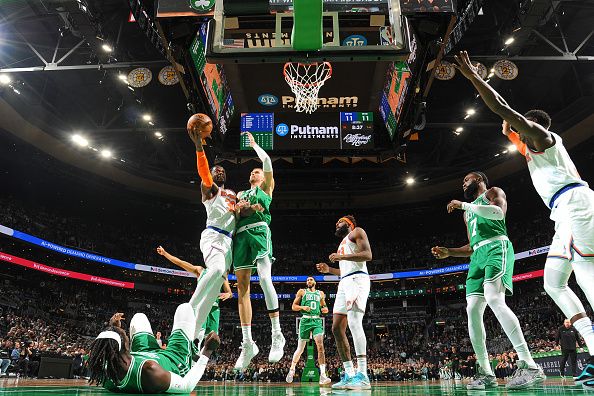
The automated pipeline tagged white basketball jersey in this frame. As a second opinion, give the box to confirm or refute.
[525,132,586,208]
[203,188,236,233]
[337,232,368,277]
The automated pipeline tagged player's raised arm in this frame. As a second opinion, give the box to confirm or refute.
[156,246,202,276]
[188,123,219,201]
[244,132,275,196]
[453,51,553,151]
[431,244,473,259]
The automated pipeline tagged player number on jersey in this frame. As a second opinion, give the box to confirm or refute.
[469,217,478,237]
[309,301,317,311]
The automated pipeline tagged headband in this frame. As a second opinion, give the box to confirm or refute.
[337,217,355,230]
[96,331,122,351]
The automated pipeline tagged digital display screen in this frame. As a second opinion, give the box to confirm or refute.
[189,24,235,135]
[239,112,374,151]
[379,61,411,140]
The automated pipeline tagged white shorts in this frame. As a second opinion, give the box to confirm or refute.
[333,273,370,315]
[200,228,233,271]
[549,186,594,260]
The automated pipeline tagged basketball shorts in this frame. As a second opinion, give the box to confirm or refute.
[549,186,594,261]
[200,228,233,271]
[201,304,220,335]
[233,224,273,272]
[299,317,324,340]
[333,273,370,315]
[131,330,196,376]
[466,239,515,297]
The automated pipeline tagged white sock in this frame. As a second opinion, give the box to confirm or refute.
[290,362,296,371]
[271,316,281,333]
[356,357,367,375]
[343,361,355,376]
[574,317,594,356]
[320,364,326,375]
[241,325,253,343]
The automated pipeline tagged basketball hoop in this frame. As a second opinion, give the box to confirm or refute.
[283,62,332,114]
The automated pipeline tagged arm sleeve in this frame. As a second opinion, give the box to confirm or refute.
[166,355,208,393]
[252,142,272,172]
[461,202,505,220]
[507,131,527,156]
[196,151,213,188]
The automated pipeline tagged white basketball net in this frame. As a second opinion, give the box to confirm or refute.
[283,62,333,114]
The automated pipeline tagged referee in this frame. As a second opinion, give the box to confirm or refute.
[557,319,584,378]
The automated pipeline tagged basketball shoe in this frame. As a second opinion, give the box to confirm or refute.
[575,356,594,385]
[269,331,285,363]
[506,360,546,390]
[234,341,259,370]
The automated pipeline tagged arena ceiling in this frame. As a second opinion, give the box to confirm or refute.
[1,0,593,206]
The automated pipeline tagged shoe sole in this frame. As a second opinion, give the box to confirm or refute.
[346,384,371,390]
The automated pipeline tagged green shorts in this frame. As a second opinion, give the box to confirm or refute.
[466,239,515,297]
[233,224,273,272]
[201,305,220,334]
[131,330,197,375]
[299,318,324,340]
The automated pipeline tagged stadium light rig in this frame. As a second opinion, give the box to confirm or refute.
[406,177,415,185]
[100,149,112,159]
[0,74,11,85]
[71,134,89,147]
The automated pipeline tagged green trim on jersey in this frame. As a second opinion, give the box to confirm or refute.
[236,187,272,228]
[465,192,508,247]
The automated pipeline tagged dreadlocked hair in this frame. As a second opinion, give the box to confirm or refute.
[88,326,126,387]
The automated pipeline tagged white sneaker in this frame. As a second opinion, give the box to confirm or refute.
[286,369,295,383]
[319,373,331,385]
[269,332,285,363]
[234,341,259,370]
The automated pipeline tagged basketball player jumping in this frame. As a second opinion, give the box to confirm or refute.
[155,246,233,348]
[185,127,236,344]
[432,171,545,390]
[286,276,331,385]
[454,50,594,391]
[316,215,372,390]
[88,307,218,393]
[233,131,285,370]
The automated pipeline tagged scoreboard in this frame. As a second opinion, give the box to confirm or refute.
[240,112,374,151]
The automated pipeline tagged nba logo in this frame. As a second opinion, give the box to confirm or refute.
[276,123,289,136]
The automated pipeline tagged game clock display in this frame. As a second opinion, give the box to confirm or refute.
[240,112,374,151]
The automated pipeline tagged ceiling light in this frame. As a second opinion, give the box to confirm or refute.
[466,108,476,116]
[453,131,461,136]
[490,68,495,72]
[142,114,152,121]
[502,150,508,154]
[488,72,495,78]
[118,74,127,82]
[455,127,463,132]
[504,37,515,45]
[0,74,11,85]
[71,134,89,147]
[507,144,517,152]
[127,86,134,91]
[101,149,112,158]
[148,121,154,126]
[494,153,500,157]
[154,131,163,137]
[406,177,415,185]
[102,44,113,52]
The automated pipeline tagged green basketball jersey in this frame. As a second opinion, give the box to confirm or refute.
[465,192,508,247]
[103,351,181,393]
[237,186,272,228]
[301,289,322,317]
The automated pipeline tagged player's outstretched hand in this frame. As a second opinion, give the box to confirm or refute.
[502,120,512,137]
[431,246,450,259]
[447,200,463,213]
[316,262,330,274]
[243,132,256,148]
[156,246,166,256]
[109,312,125,328]
[453,51,479,80]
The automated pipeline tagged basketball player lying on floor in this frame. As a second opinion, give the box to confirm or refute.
[88,306,219,393]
